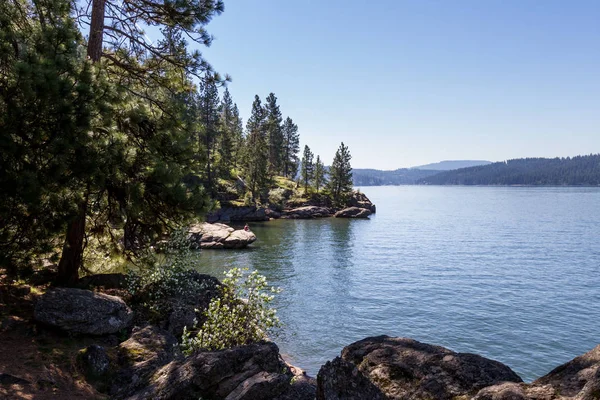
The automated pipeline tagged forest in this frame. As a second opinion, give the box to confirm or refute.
[0,0,354,284]
[418,155,600,185]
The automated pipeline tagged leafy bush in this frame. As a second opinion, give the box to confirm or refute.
[181,268,281,354]
[125,229,207,313]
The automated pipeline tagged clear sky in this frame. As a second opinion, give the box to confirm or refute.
[198,0,600,170]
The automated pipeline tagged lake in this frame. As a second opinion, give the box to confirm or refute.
[195,186,600,381]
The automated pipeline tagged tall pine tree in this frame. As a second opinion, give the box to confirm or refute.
[301,145,314,194]
[265,93,284,175]
[242,96,269,200]
[328,142,353,206]
[314,156,327,193]
[282,117,300,179]
[198,74,221,192]
[218,88,235,177]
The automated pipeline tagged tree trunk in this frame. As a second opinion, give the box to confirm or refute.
[56,201,87,286]
[87,0,106,62]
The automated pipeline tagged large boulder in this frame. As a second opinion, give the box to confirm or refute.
[334,207,372,218]
[34,288,133,335]
[189,222,256,249]
[317,336,522,400]
[347,191,377,213]
[110,325,180,399]
[281,206,333,219]
[474,343,600,400]
[125,341,314,400]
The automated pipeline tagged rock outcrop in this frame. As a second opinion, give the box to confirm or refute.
[189,222,257,249]
[111,325,180,399]
[124,341,315,400]
[472,343,600,399]
[334,206,372,218]
[34,288,133,335]
[347,191,377,213]
[281,206,333,219]
[317,335,522,400]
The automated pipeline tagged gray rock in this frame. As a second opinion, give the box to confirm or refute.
[125,341,295,400]
[347,191,377,213]
[34,288,133,335]
[318,335,522,400]
[111,325,180,398]
[334,207,372,218]
[78,345,110,378]
[533,343,600,399]
[189,222,256,249]
[281,206,333,219]
[317,357,387,400]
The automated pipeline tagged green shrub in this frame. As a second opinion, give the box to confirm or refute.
[125,229,207,313]
[180,268,281,354]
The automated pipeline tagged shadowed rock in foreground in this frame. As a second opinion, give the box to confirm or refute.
[317,336,522,400]
[189,222,257,249]
[34,288,133,335]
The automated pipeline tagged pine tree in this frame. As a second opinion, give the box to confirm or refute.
[198,74,221,192]
[328,142,353,206]
[282,117,300,179]
[242,96,269,200]
[218,88,235,177]
[265,93,284,175]
[314,156,327,193]
[231,103,245,169]
[2,0,224,284]
[301,146,315,194]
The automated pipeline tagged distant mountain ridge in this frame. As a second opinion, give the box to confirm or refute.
[418,154,600,186]
[411,160,492,171]
[352,159,491,186]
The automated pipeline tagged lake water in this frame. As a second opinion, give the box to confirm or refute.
[195,186,600,382]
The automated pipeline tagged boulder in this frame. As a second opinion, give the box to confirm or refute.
[281,206,333,219]
[78,345,110,379]
[334,207,372,218]
[111,325,180,398]
[125,341,306,400]
[34,288,133,335]
[317,357,387,400]
[317,336,522,400]
[347,191,377,213]
[189,222,256,249]
[532,343,600,399]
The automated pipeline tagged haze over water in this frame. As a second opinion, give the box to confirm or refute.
[196,186,600,381]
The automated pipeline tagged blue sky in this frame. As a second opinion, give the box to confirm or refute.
[198,0,600,170]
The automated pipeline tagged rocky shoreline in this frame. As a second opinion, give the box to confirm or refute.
[2,274,597,399]
[206,191,377,223]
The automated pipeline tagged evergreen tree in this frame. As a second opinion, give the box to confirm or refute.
[328,142,353,206]
[242,96,269,200]
[231,103,245,169]
[314,156,327,193]
[198,74,221,192]
[265,93,284,175]
[301,146,314,193]
[218,88,235,176]
[282,117,300,179]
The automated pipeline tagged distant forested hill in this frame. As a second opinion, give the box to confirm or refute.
[412,160,492,170]
[353,168,442,186]
[419,155,600,185]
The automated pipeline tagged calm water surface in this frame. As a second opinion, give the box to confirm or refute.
[195,186,600,381]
